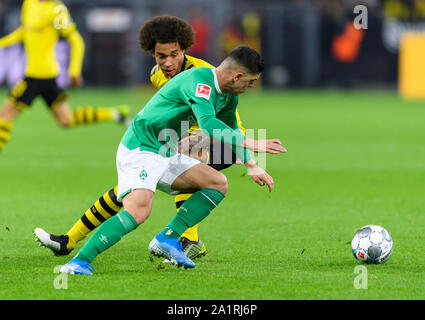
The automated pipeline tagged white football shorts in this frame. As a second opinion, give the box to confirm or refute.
[116,143,201,201]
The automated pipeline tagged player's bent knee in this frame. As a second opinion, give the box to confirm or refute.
[57,118,73,128]
[128,206,151,225]
[212,172,228,195]
[0,101,21,121]
[122,189,154,225]
[52,105,73,128]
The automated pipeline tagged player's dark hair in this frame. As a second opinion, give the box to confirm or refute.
[139,15,195,54]
[228,45,264,74]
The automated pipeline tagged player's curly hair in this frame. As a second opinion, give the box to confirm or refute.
[139,15,195,54]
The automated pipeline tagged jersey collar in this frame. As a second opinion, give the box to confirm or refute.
[211,69,222,94]
[180,55,188,74]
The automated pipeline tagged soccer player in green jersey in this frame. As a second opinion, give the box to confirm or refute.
[59,45,285,274]
[34,16,254,260]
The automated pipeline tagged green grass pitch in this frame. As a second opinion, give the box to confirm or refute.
[0,87,424,300]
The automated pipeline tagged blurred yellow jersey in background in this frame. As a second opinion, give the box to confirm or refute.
[150,54,246,135]
[0,0,84,79]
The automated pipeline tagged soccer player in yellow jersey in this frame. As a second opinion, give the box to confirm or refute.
[34,15,248,259]
[0,0,130,151]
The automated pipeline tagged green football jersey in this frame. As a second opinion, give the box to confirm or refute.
[121,67,251,162]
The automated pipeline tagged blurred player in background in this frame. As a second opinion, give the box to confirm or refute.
[33,15,255,260]
[0,0,130,152]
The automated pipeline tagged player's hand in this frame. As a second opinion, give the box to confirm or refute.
[243,137,287,154]
[178,130,210,154]
[178,131,210,163]
[70,75,84,87]
[245,160,274,192]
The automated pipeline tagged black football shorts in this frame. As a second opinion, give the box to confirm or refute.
[7,77,67,110]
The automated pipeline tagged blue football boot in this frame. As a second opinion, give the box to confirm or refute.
[59,258,95,275]
[148,233,195,269]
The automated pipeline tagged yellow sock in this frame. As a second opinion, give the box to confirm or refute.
[181,224,200,242]
[65,219,91,250]
[65,187,122,250]
[0,118,13,150]
[71,106,116,126]
[94,107,116,122]
[174,193,200,242]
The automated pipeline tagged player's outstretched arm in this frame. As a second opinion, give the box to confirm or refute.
[60,22,85,85]
[177,131,210,163]
[244,159,274,192]
[70,75,84,87]
[0,26,24,48]
[243,137,287,154]
[65,29,85,85]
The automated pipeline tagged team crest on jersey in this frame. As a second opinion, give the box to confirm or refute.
[139,169,148,181]
[195,83,211,100]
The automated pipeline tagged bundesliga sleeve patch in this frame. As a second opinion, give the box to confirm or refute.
[195,83,211,100]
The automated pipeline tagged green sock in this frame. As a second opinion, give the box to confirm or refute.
[75,210,138,263]
[162,188,225,238]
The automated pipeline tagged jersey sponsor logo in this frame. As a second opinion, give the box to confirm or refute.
[195,83,211,100]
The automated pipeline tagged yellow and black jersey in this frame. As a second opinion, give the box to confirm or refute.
[0,0,84,79]
[150,54,214,90]
[149,54,246,135]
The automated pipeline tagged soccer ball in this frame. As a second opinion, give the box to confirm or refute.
[351,225,393,264]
